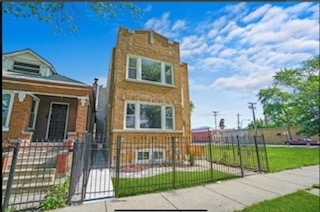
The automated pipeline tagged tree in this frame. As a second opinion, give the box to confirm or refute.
[3,2,143,33]
[247,118,277,130]
[258,55,320,138]
[190,101,195,113]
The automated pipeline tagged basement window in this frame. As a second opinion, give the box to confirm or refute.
[136,148,166,164]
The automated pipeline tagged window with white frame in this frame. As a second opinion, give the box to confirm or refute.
[136,148,166,164]
[2,91,14,130]
[127,56,174,85]
[28,98,39,130]
[125,102,175,130]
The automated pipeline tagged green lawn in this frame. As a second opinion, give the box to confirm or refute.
[205,145,319,173]
[113,170,237,197]
[267,146,320,172]
[113,146,319,197]
[236,190,320,212]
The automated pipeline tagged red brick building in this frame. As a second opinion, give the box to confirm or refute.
[192,127,214,142]
[2,49,96,142]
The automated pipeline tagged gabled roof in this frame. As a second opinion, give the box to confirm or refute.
[3,48,89,86]
[3,48,57,74]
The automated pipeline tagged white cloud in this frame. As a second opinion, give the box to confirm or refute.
[285,2,314,16]
[172,20,186,31]
[180,35,208,58]
[142,2,319,127]
[144,12,171,35]
[218,48,237,58]
[144,12,187,39]
[243,4,272,23]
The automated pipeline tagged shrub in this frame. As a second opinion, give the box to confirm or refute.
[4,204,16,212]
[189,153,195,166]
[39,177,70,211]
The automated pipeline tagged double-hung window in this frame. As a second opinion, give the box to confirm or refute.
[125,102,175,130]
[2,91,14,131]
[127,56,174,85]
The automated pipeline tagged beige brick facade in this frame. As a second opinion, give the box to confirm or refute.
[106,27,191,164]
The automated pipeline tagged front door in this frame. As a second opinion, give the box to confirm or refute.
[47,103,69,140]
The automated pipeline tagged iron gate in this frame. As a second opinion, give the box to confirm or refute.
[68,134,115,205]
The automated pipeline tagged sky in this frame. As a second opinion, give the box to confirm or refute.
[3,2,319,130]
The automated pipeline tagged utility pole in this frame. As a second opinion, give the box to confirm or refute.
[237,113,241,130]
[248,102,258,136]
[212,111,218,135]
[248,102,261,173]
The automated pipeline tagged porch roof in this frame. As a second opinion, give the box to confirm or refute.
[4,70,86,85]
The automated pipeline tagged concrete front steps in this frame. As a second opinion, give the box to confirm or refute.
[2,142,66,197]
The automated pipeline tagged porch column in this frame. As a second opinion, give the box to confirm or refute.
[8,92,33,142]
[75,97,89,140]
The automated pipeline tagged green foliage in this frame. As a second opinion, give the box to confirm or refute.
[247,118,278,129]
[39,178,70,210]
[141,61,162,82]
[4,204,16,212]
[189,153,195,166]
[312,183,320,189]
[190,101,195,113]
[258,55,320,138]
[3,2,143,33]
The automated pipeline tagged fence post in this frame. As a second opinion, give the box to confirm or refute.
[236,136,244,177]
[171,137,176,189]
[253,135,262,173]
[3,140,21,210]
[262,134,269,172]
[208,135,214,182]
[68,141,77,205]
[115,135,121,198]
[231,136,236,164]
[81,141,91,202]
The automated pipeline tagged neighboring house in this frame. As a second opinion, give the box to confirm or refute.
[2,49,96,142]
[105,27,191,164]
[192,127,213,142]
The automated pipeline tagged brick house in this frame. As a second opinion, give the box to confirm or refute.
[2,49,96,143]
[192,127,213,142]
[105,27,192,165]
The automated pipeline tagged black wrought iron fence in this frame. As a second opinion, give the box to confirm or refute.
[2,140,74,212]
[111,135,262,198]
[2,134,269,210]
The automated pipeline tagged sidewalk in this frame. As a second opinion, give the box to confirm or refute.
[51,165,319,212]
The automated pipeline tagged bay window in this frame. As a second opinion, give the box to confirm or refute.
[127,55,174,85]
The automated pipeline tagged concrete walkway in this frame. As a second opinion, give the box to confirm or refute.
[51,165,319,212]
